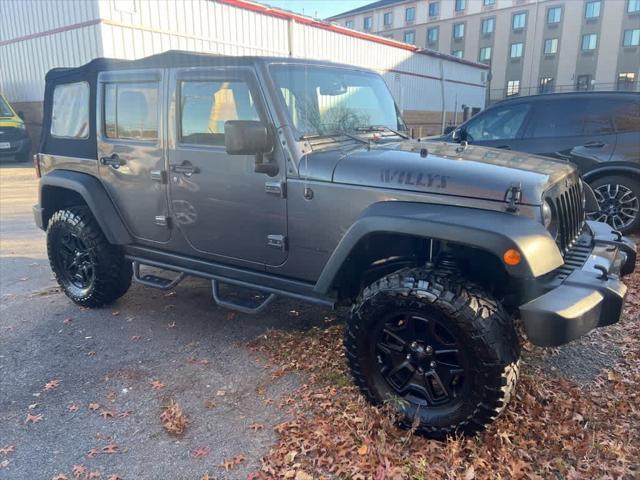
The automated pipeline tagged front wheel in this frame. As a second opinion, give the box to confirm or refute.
[47,206,132,308]
[588,175,640,234]
[345,268,520,439]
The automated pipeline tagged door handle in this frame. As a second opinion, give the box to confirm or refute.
[100,153,124,168]
[583,141,605,148]
[497,145,511,150]
[170,161,200,177]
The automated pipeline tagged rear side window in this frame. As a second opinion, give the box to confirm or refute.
[51,82,90,139]
[179,80,260,146]
[611,101,640,133]
[104,82,158,141]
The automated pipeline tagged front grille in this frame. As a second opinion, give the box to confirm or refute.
[0,127,24,141]
[551,180,585,254]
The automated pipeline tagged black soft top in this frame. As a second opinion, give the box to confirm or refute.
[41,50,355,158]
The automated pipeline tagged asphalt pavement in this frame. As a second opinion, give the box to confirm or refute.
[0,164,329,479]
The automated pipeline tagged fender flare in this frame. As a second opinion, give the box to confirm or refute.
[582,163,640,183]
[39,170,132,244]
[313,201,563,295]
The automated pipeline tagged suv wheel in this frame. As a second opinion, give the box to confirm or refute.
[588,175,640,234]
[345,268,520,439]
[47,206,132,308]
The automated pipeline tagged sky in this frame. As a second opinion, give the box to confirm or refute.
[260,0,372,19]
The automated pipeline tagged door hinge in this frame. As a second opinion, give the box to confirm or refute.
[267,234,287,250]
[265,181,286,198]
[150,169,167,183]
[155,215,170,227]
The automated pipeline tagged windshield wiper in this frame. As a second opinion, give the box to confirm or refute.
[355,125,410,139]
[300,132,370,146]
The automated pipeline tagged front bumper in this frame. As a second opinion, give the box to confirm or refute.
[520,221,636,347]
[0,137,31,158]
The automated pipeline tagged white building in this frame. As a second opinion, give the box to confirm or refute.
[0,0,489,139]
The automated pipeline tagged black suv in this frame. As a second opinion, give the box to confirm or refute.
[440,92,640,234]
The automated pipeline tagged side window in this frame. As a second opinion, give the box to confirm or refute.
[582,99,615,135]
[104,82,158,141]
[179,80,260,146]
[525,101,586,138]
[51,82,90,138]
[465,103,530,141]
[611,101,640,133]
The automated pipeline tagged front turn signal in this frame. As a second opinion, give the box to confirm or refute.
[503,249,521,266]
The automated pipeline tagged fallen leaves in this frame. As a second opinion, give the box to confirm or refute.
[249,422,264,431]
[221,454,245,471]
[43,379,61,391]
[150,380,165,391]
[0,445,15,455]
[24,413,43,424]
[72,464,87,477]
[88,403,100,411]
[160,399,188,435]
[191,447,210,459]
[51,474,68,480]
[67,404,79,413]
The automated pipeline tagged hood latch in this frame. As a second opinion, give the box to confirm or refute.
[505,183,522,213]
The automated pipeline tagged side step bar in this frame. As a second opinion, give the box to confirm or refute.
[211,279,276,315]
[133,261,186,290]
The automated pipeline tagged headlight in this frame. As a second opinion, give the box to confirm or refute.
[17,123,26,130]
[542,199,559,239]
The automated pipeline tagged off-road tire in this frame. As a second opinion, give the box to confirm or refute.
[588,175,640,234]
[47,206,132,308]
[345,268,520,439]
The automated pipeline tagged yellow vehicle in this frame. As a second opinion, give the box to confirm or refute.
[0,93,31,162]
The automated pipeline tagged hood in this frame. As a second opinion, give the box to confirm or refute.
[299,140,576,205]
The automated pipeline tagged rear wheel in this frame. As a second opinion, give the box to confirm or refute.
[588,175,640,234]
[47,206,132,308]
[345,268,520,439]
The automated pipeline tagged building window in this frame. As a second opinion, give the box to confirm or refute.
[363,16,372,31]
[629,0,640,13]
[510,42,524,58]
[405,6,416,22]
[104,82,158,141]
[345,20,354,29]
[484,0,496,5]
[479,46,492,62]
[582,33,598,51]
[51,82,90,139]
[455,0,466,12]
[429,1,439,17]
[427,27,439,44]
[481,17,495,34]
[383,12,393,26]
[544,38,558,54]
[539,77,554,93]
[617,72,637,90]
[453,23,465,39]
[451,50,464,58]
[506,80,521,96]
[623,28,640,46]
[576,74,592,90]
[547,7,562,24]
[585,0,601,19]
[512,12,527,30]
[404,30,416,44]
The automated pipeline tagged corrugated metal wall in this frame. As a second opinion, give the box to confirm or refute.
[1,0,486,131]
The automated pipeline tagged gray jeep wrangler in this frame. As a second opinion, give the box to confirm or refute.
[34,51,636,438]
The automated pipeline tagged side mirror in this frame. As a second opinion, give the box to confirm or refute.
[224,120,278,176]
[17,111,25,120]
[224,120,272,155]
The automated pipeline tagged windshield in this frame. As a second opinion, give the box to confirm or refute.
[270,65,405,138]
[0,96,14,117]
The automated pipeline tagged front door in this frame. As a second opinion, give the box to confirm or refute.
[97,69,170,244]
[167,66,287,267]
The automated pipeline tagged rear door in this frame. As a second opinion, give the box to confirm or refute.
[97,69,170,243]
[610,99,640,164]
[521,98,616,172]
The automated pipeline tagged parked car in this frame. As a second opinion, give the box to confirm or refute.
[0,93,31,162]
[33,51,636,438]
[438,92,640,234]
